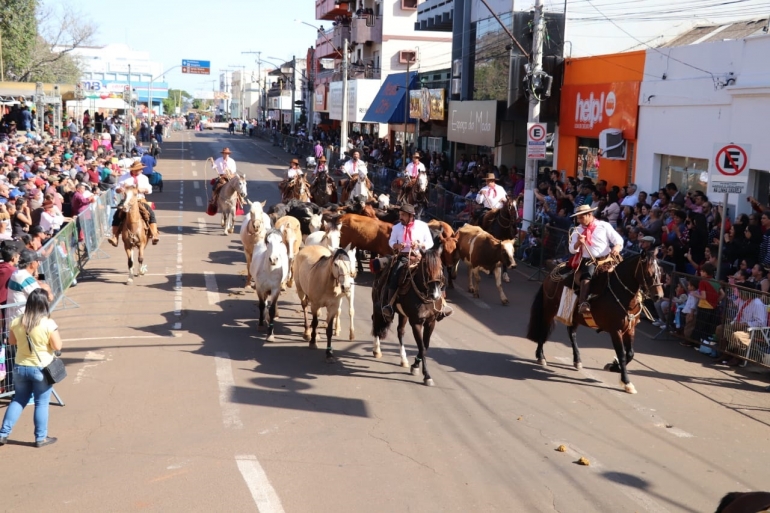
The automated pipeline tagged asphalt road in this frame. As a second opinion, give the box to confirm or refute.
[1,129,769,513]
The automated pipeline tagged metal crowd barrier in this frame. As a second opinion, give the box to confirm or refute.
[0,189,116,401]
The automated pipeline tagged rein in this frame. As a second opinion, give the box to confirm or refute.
[405,248,444,309]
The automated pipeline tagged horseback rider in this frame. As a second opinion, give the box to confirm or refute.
[568,204,624,314]
[404,151,425,184]
[340,149,367,192]
[311,155,333,190]
[474,173,507,223]
[210,147,236,207]
[279,158,305,201]
[107,161,160,247]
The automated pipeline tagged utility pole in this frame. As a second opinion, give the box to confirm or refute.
[404,58,410,170]
[127,64,133,152]
[523,0,545,226]
[340,38,349,161]
[291,55,296,131]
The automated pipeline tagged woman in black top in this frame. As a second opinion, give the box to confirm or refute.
[11,197,31,237]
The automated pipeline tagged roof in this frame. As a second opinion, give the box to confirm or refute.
[659,17,769,48]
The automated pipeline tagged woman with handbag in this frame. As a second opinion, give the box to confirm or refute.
[0,289,63,448]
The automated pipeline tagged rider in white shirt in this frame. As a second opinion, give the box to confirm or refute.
[342,150,367,178]
[210,147,236,206]
[404,152,426,181]
[287,159,303,179]
[108,161,160,246]
[476,173,507,209]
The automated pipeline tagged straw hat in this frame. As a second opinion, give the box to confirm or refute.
[485,173,496,181]
[570,204,598,217]
[221,147,232,154]
[129,161,146,173]
[290,158,299,165]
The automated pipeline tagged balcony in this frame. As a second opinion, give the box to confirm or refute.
[316,25,351,59]
[351,16,382,44]
[316,0,352,21]
[415,0,453,32]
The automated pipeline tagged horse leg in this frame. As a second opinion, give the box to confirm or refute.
[300,297,313,344]
[125,247,134,283]
[621,331,636,394]
[410,322,424,378]
[245,250,253,289]
[266,293,279,343]
[421,320,436,386]
[536,341,547,367]
[494,265,509,305]
[310,310,320,349]
[502,270,510,283]
[567,326,583,370]
[347,286,355,341]
[467,263,475,295]
[138,244,146,276]
[257,295,266,327]
[605,331,636,394]
[397,314,409,367]
[324,304,340,363]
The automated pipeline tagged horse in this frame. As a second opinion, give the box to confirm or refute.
[341,172,372,204]
[274,215,301,288]
[249,229,289,342]
[218,172,248,235]
[305,217,342,250]
[310,170,338,207]
[392,172,428,218]
[292,245,357,362]
[526,251,664,394]
[120,186,150,284]
[371,247,445,386]
[339,213,393,274]
[715,491,770,513]
[428,220,460,289]
[282,176,312,203]
[239,200,270,288]
[479,196,519,284]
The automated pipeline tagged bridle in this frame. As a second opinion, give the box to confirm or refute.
[406,248,445,305]
[495,199,518,236]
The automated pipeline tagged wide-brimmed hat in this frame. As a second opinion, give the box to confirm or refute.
[485,173,496,181]
[221,147,232,154]
[412,152,421,159]
[129,161,146,173]
[42,199,54,210]
[318,156,327,162]
[400,204,416,215]
[570,204,598,217]
[290,158,299,165]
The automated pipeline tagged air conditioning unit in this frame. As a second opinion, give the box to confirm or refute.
[451,78,461,96]
[452,59,462,77]
[399,50,417,64]
[599,129,626,160]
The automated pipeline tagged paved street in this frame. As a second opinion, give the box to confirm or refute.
[2,129,769,513]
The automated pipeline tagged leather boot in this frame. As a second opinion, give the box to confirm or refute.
[578,279,592,314]
[149,223,160,245]
[107,226,119,247]
[381,286,397,321]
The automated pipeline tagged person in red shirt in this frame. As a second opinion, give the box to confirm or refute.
[85,163,100,186]
[688,262,724,345]
[0,245,20,306]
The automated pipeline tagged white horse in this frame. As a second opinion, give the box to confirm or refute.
[239,200,270,288]
[292,244,357,362]
[416,170,428,194]
[377,193,390,210]
[352,169,372,201]
[249,229,289,342]
[218,172,248,235]
[304,218,342,250]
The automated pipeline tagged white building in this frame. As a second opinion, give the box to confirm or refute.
[636,33,770,216]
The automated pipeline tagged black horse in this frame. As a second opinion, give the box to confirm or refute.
[479,196,519,241]
[526,250,664,394]
[372,247,445,386]
[310,170,338,207]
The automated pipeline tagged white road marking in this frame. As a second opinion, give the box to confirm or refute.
[431,334,456,354]
[553,356,694,438]
[214,352,243,429]
[454,289,491,309]
[235,455,285,513]
[204,271,221,305]
[62,335,167,342]
[192,170,198,177]
[173,322,182,330]
[195,196,203,207]
[197,217,206,232]
[193,181,200,189]
[73,351,110,384]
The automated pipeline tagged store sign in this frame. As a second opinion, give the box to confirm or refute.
[708,142,751,195]
[314,84,327,112]
[329,82,343,120]
[409,88,446,121]
[447,100,497,147]
[559,82,640,139]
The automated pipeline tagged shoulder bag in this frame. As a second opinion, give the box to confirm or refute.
[27,331,66,384]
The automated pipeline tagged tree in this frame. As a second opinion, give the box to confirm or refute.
[0,0,38,80]
[162,89,191,115]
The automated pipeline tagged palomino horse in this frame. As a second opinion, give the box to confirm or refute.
[218,172,248,235]
[371,247,445,386]
[249,229,289,342]
[392,172,428,218]
[239,200,270,288]
[282,177,312,204]
[479,196,519,283]
[274,216,301,288]
[310,170,337,206]
[526,251,664,394]
[120,186,149,284]
[292,244,357,362]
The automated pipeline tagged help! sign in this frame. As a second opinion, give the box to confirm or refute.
[559,82,640,139]
[527,123,547,160]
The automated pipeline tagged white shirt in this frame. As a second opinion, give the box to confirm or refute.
[40,210,64,233]
[117,172,152,198]
[569,220,625,259]
[476,184,507,209]
[214,156,237,176]
[620,193,639,207]
[313,164,328,175]
[343,158,367,178]
[405,161,426,178]
[388,220,434,253]
[287,167,303,179]
[735,297,767,328]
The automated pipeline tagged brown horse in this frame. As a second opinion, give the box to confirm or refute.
[479,197,519,283]
[340,174,372,204]
[282,177,312,203]
[526,251,664,394]
[391,173,428,217]
[120,186,150,284]
[427,220,460,289]
[310,170,337,206]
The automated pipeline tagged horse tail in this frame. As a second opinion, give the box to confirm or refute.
[715,492,741,513]
[526,285,554,343]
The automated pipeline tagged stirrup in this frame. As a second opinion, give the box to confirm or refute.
[382,304,394,320]
[578,302,591,314]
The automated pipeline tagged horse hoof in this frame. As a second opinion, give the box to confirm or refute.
[400,360,409,368]
[266,334,275,342]
[126,279,133,285]
[574,362,583,370]
[326,355,339,364]
[537,358,548,367]
[309,342,318,349]
[503,273,510,283]
[424,378,435,387]
[623,382,637,394]
[410,366,421,376]
[349,331,355,341]
[501,299,509,306]
[303,332,311,341]
[373,350,382,359]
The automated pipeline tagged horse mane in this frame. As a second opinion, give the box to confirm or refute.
[422,248,443,282]
[265,228,283,242]
[332,247,351,262]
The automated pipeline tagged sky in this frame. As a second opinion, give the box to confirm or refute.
[45,0,770,91]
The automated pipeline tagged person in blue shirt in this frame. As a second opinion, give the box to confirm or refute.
[140,152,156,177]
[20,106,32,131]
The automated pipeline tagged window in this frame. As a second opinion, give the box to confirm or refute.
[577,138,600,181]
[399,50,417,64]
[658,154,709,195]
[427,137,443,155]
[401,0,417,10]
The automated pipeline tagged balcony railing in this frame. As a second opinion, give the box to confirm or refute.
[315,25,350,59]
[316,0,352,21]
[351,16,382,44]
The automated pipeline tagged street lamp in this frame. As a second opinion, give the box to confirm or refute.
[295,19,348,161]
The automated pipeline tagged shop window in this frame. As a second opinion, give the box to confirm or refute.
[577,138,600,181]
[753,170,770,206]
[658,154,709,195]
[427,137,443,155]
